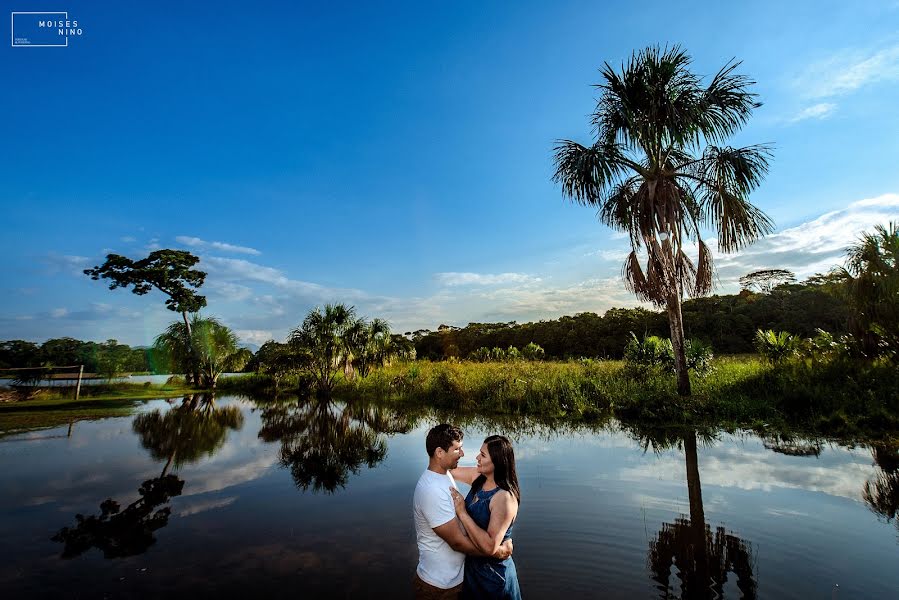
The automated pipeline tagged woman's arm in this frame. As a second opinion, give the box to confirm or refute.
[450,487,518,557]
[449,466,479,485]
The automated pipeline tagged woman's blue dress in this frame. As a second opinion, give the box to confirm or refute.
[462,486,522,599]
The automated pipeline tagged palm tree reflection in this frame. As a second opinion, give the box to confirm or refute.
[635,428,757,599]
[132,394,244,476]
[52,394,242,559]
[258,397,412,493]
[863,442,899,537]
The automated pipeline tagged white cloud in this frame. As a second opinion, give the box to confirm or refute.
[177,496,237,517]
[790,102,836,123]
[176,236,261,256]
[50,308,69,318]
[206,281,254,302]
[42,253,90,276]
[711,193,899,286]
[235,329,274,346]
[584,248,630,262]
[119,236,136,243]
[435,272,541,286]
[796,43,899,99]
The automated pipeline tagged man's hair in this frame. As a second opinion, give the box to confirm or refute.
[426,424,463,457]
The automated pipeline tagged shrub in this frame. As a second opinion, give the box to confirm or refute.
[754,330,797,364]
[521,342,545,361]
[624,333,674,370]
[684,339,714,375]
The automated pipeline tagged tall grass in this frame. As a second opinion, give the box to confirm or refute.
[330,357,899,436]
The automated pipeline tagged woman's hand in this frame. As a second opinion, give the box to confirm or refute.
[450,487,466,515]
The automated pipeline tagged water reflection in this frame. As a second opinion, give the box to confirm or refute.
[51,475,185,558]
[762,434,823,457]
[132,394,244,476]
[636,429,757,599]
[257,397,414,493]
[864,443,899,537]
[51,395,243,560]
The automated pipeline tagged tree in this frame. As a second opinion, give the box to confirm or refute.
[251,340,308,390]
[840,222,899,360]
[553,46,773,395]
[342,317,392,379]
[290,303,358,395]
[85,250,207,381]
[739,269,796,293]
[154,316,248,388]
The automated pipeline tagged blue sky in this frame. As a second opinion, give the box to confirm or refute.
[2,0,899,347]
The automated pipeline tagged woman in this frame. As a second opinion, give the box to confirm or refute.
[450,435,522,599]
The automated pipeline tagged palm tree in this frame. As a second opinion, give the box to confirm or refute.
[646,430,757,598]
[553,46,773,395]
[344,317,395,378]
[154,316,249,388]
[840,222,899,360]
[290,303,358,395]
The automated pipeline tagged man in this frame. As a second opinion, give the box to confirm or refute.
[413,424,513,599]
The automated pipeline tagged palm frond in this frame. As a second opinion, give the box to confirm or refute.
[694,239,714,297]
[698,59,761,143]
[552,140,630,205]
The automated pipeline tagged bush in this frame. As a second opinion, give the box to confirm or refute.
[521,342,545,361]
[684,339,714,375]
[624,333,673,371]
[754,330,797,364]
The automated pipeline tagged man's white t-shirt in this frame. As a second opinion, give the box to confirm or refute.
[413,469,465,589]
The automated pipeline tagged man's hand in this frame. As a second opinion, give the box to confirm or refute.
[493,538,513,560]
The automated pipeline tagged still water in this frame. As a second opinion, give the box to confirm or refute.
[1,395,897,598]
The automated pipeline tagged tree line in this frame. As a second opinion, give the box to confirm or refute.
[411,274,849,361]
[0,338,156,376]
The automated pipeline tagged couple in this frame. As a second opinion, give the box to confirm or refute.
[413,424,522,599]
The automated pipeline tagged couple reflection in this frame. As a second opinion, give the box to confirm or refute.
[52,394,242,558]
[634,428,757,599]
[258,396,413,493]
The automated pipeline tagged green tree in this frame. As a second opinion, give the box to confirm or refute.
[290,303,358,395]
[154,316,248,388]
[840,222,899,360]
[739,269,796,293]
[85,250,207,381]
[553,46,773,395]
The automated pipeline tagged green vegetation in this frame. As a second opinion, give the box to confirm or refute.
[841,221,899,360]
[412,277,847,360]
[154,316,251,389]
[0,337,158,376]
[553,46,772,396]
[331,354,898,438]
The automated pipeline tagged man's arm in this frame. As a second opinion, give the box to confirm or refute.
[433,518,513,559]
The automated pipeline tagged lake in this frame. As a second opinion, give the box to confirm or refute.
[1,395,897,598]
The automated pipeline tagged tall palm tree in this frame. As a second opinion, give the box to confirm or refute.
[553,46,773,395]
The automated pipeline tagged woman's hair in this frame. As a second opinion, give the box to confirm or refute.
[472,435,521,504]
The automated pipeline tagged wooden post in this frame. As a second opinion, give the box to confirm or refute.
[74,365,84,401]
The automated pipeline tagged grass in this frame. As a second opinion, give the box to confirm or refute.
[5,356,897,442]
[326,356,899,439]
